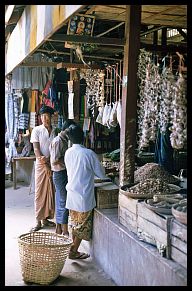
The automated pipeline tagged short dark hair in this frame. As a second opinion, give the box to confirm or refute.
[62,120,76,131]
[68,125,84,144]
[39,105,54,115]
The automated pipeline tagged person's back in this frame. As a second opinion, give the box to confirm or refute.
[49,119,77,236]
[64,125,108,260]
[65,144,106,212]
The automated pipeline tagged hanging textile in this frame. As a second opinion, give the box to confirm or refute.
[30,91,36,112]
[18,113,30,130]
[5,92,20,167]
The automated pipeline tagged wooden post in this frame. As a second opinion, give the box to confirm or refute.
[153,30,158,46]
[161,27,167,48]
[119,5,141,186]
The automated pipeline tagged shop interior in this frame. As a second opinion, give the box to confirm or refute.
[5,5,187,183]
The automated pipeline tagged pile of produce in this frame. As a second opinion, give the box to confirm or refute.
[134,163,179,184]
[126,178,175,196]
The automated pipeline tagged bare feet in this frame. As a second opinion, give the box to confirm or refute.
[63,231,69,238]
[56,224,62,234]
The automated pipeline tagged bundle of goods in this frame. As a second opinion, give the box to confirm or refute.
[101,161,119,171]
[144,193,186,215]
[134,163,180,184]
[103,148,120,162]
[121,178,180,199]
[172,199,187,225]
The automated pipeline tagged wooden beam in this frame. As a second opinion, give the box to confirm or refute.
[48,35,125,46]
[57,62,101,70]
[20,61,57,67]
[176,28,187,40]
[140,43,187,53]
[120,5,141,186]
[5,5,15,25]
[142,6,177,23]
[37,49,122,61]
[19,60,101,70]
[140,25,165,37]
[96,22,125,37]
[84,5,97,15]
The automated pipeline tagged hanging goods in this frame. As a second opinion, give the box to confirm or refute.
[116,61,122,128]
[109,64,118,127]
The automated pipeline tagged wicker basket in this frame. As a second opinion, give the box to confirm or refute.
[18,232,73,285]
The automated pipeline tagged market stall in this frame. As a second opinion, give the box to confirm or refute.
[5,4,187,286]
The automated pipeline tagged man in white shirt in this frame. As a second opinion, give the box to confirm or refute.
[65,125,108,259]
[30,105,56,232]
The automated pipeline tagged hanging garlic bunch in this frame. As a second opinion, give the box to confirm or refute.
[96,70,105,124]
[82,69,100,117]
[137,49,153,148]
[137,52,160,150]
[159,67,175,133]
[147,64,161,142]
[97,70,105,108]
[169,73,187,149]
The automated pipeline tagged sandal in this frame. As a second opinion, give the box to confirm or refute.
[42,219,56,227]
[30,224,42,232]
[69,251,90,260]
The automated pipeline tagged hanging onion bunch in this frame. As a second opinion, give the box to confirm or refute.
[169,73,187,149]
[159,67,175,133]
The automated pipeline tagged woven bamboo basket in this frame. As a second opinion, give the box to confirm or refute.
[18,232,73,285]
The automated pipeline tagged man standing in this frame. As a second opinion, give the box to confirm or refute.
[49,120,76,237]
[65,125,108,259]
[30,105,56,231]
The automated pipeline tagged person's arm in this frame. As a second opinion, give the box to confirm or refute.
[31,127,48,164]
[50,140,66,166]
[91,151,109,180]
[33,142,47,164]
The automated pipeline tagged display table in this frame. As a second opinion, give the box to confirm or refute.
[12,156,36,189]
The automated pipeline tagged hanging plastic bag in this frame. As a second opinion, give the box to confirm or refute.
[117,100,122,128]
[106,103,112,128]
[96,106,104,124]
[109,101,118,127]
[102,103,110,126]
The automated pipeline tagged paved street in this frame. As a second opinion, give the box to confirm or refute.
[5,179,116,286]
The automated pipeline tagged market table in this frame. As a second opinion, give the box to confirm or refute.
[12,156,36,189]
